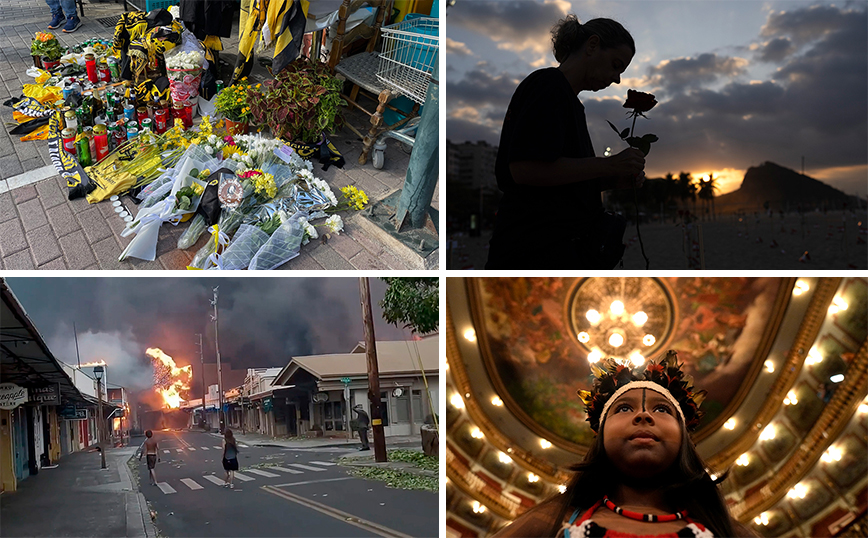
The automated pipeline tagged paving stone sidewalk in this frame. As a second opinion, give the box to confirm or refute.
[0,0,439,270]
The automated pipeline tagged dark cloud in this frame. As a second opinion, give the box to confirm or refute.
[646,53,749,95]
[448,0,567,55]
[760,4,860,47]
[446,117,501,146]
[754,37,795,63]
[447,68,521,110]
[5,278,415,392]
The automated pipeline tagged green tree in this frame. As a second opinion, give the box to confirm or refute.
[379,278,439,335]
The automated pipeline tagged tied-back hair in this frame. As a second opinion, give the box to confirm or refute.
[551,15,635,63]
[224,428,237,450]
[548,421,737,538]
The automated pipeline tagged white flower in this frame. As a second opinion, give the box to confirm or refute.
[204,146,214,155]
[208,134,217,144]
[325,215,343,234]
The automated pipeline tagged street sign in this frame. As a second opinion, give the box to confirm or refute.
[263,396,273,413]
[59,405,87,420]
[341,377,351,384]
[0,383,28,410]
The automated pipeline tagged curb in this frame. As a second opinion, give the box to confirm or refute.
[121,452,158,538]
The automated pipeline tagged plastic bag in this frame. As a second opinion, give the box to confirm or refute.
[248,211,306,270]
[214,224,270,270]
[164,31,207,107]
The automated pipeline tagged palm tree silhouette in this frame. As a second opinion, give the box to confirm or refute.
[677,172,696,214]
[698,174,719,220]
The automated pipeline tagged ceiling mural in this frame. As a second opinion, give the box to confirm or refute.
[472,277,784,448]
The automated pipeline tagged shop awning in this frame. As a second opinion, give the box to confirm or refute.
[0,279,93,408]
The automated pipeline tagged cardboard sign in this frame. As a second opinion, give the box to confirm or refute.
[0,383,28,410]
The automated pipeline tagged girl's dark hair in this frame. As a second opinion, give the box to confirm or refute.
[224,428,236,448]
[548,420,737,537]
[551,15,635,63]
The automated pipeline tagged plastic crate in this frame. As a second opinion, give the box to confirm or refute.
[128,0,179,12]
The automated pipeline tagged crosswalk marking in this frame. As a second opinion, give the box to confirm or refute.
[176,449,183,453]
[163,450,170,454]
[245,468,280,478]
[309,461,336,466]
[156,482,176,494]
[201,447,210,450]
[188,447,196,451]
[180,478,203,490]
[233,472,255,482]
[238,443,249,448]
[213,446,222,449]
[270,466,303,474]
[202,475,226,486]
[288,463,326,472]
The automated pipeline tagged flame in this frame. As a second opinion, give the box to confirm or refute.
[146,348,192,409]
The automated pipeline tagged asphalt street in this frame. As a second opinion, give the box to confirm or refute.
[134,430,437,538]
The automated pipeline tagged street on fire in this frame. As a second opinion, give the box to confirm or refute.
[132,429,437,537]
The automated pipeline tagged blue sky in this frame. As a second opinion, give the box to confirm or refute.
[446,0,868,196]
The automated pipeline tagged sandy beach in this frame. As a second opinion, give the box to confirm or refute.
[448,209,867,270]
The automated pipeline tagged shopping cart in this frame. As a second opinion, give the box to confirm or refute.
[333,14,438,168]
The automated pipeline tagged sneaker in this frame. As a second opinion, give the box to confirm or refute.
[47,11,65,29]
[62,15,81,33]
[229,483,234,489]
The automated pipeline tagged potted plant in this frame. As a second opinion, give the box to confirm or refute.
[31,32,64,70]
[214,79,252,136]
[247,58,344,143]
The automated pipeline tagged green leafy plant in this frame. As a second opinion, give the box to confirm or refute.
[379,277,439,335]
[214,80,252,122]
[247,58,345,143]
[31,32,64,61]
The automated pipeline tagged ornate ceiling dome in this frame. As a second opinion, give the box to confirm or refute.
[446,277,867,538]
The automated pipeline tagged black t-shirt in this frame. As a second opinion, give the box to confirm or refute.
[494,67,603,223]
[487,68,605,268]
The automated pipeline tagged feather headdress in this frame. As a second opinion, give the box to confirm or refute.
[578,350,707,433]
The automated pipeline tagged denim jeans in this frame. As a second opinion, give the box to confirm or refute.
[46,0,77,17]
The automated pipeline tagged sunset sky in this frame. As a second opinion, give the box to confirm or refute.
[446,0,868,196]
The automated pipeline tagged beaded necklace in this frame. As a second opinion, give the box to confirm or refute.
[602,496,688,523]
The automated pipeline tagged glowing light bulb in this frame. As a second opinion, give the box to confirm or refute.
[577,332,590,343]
[528,473,540,483]
[608,332,624,348]
[724,418,736,430]
[754,513,770,526]
[793,280,809,296]
[472,501,486,513]
[587,348,603,363]
[736,453,750,467]
[783,390,798,405]
[629,351,645,366]
[491,396,503,407]
[830,374,844,383]
[632,311,648,326]
[821,446,842,463]
[464,328,477,342]
[540,439,552,449]
[806,346,823,366]
[787,483,807,499]
[610,301,625,316]
[764,360,775,373]
[643,334,656,346]
[498,452,512,464]
[558,484,567,494]
[470,427,484,439]
[759,424,776,441]
[586,309,601,324]
[450,393,465,409]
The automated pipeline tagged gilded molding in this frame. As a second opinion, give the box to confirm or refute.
[732,337,867,520]
[707,277,842,471]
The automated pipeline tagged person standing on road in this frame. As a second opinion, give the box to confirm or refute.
[222,429,239,489]
[139,430,160,486]
[352,404,370,451]
[45,0,81,33]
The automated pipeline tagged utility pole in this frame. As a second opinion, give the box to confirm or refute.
[73,322,81,367]
[210,287,225,434]
[358,277,386,462]
[196,333,205,429]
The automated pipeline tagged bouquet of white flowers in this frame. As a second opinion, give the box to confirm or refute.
[247,211,307,270]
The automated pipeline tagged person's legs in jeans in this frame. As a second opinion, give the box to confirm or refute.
[45,0,68,29]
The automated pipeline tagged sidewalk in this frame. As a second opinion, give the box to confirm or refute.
[0,445,156,538]
[0,0,439,270]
